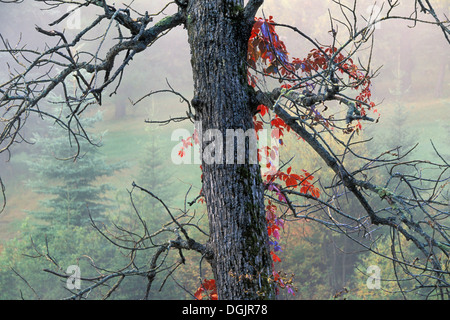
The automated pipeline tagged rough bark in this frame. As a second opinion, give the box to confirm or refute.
[186,0,276,300]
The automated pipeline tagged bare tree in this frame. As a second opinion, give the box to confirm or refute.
[0,0,449,300]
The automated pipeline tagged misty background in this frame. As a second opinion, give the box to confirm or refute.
[0,0,448,299]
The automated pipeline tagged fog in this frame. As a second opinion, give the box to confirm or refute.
[0,0,448,300]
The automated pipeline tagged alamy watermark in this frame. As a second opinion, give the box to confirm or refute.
[66,5,81,30]
[366,5,383,31]
[366,265,381,290]
[66,265,81,290]
[171,121,280,174]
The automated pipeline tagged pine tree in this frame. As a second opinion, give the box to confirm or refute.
[26,111,125,231]
[137,133,176,208]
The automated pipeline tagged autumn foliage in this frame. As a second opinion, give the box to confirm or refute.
[194,279,218,300]
[193,15,375,299]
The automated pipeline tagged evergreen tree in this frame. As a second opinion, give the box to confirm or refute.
[26,111,125,231]
[383,103,415,157]
[136,133,176,210]
[0,109,132,299]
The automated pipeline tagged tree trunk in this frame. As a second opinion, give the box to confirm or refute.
[186,0,276,300]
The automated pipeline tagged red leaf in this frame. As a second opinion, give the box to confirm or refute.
[300,185,309,194]
[271,128,283,139]
[194,288,204,300]
[195,279,218,300]
[312,188,320,198]
[210,293,218,300]
[254,120,264,134]
[271,117,286,128]
[203,279,216,291]
[257,104,269,117]
[286,176,297,188]
[271,251,282,263]
[270,149,277,160]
